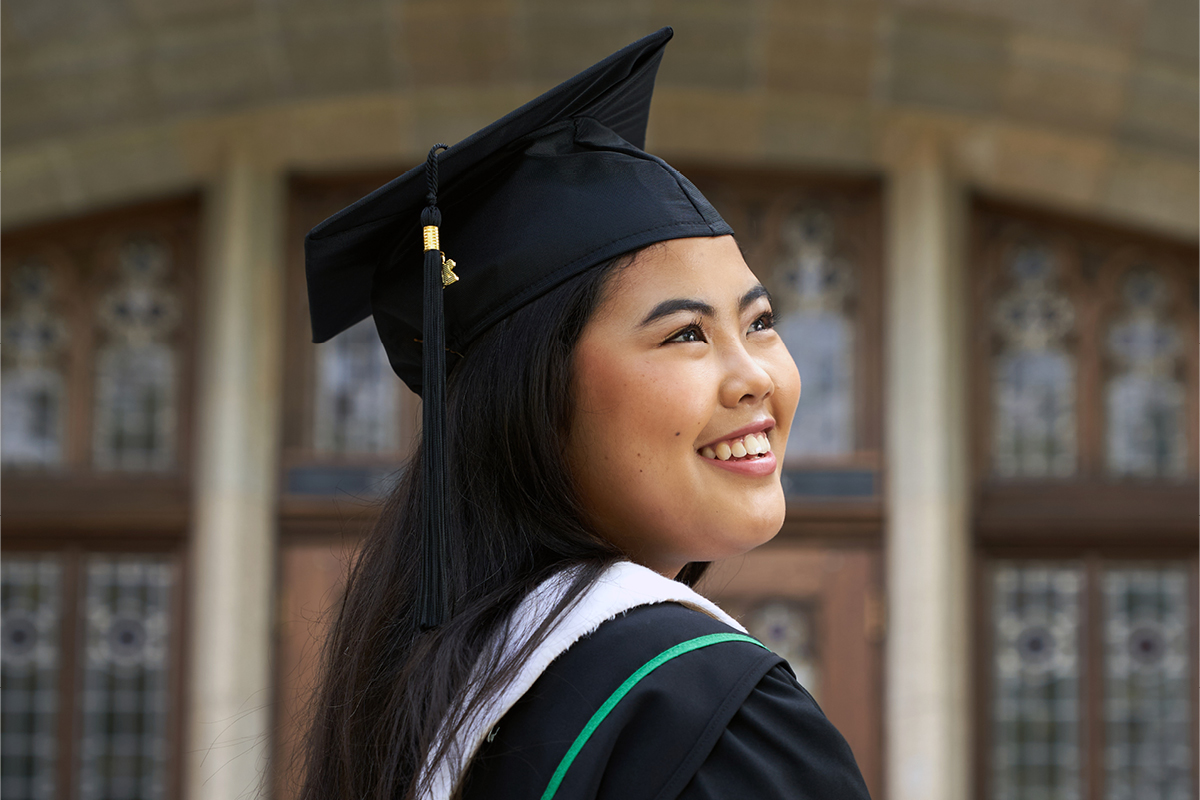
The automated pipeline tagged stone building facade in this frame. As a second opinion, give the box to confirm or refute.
[2,2,1196,800]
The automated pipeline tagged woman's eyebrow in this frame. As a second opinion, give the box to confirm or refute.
[637,298,715,328]
[638,284,772,328]
[739,283,771,312]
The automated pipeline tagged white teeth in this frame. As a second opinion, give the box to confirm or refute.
[699,432,773,460]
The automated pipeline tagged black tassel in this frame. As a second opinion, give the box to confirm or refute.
[418,144,451,631]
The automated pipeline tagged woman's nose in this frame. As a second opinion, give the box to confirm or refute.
[718,343,775,407]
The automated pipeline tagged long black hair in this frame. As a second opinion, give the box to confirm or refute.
[299,250,710,800]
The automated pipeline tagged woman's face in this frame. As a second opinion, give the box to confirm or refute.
[567,235,801,577]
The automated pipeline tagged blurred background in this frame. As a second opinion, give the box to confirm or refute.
[2,2,1196,799]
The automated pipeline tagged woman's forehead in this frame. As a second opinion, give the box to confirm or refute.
[610,236,761,312]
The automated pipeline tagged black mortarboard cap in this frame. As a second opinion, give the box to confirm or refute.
[304,26,732,628]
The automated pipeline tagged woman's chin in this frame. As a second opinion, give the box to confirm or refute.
[692,514,787,564]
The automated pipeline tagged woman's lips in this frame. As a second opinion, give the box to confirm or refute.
[699,449,777,476]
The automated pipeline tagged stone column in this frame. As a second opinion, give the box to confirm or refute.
[186,148,285,800]
[883,130,971,800]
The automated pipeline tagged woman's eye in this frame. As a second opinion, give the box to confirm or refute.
[666,324,706,344]
[749,311,776,333]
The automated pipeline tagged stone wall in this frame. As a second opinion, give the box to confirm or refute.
[4,0,1196,238]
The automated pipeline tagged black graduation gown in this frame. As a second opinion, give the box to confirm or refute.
[460,602,872,799]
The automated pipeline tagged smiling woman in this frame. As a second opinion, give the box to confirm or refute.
[299,29,869,800]
[569,237,801,577]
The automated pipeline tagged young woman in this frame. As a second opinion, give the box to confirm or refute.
[300,28,871,800]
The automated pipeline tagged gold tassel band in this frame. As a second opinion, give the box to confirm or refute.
[423,225,440,252]
[424,225,459,286]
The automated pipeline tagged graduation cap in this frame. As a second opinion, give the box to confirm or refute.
[305,26,732,629]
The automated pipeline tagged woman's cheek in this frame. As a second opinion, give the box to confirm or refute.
[769,349,801,444]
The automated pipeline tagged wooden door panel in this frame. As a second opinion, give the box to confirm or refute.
[273,539,359,800]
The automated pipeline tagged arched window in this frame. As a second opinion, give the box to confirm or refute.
[972,199,1197,800]
[2,196,198,800]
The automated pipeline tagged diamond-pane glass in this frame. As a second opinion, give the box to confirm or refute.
[991,245,1077,477]
[992,563,1083,800]
[2,260,68,468]
[771,209,856,459]
[1,557,62,800]
[1103,565,1192,800]
[92,239,180,472]
[79,557,173,800]
[744,599,820,700]
[314,316,399,454]
[1105,269,1187,479]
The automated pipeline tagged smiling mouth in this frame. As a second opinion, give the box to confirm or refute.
[698,432,772,462]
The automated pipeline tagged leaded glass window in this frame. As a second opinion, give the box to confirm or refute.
[976,205,1196,800]
[313,317,399,454]
[1,557,62,800]
[976,204,1196,484]
[1,554,178,800]
[991,244,1077,478]
[92,238,181,472]
[1105,269,1187,479]
[744,599,820,699]
[1103,566,1191,800]
[988,560,1196,800]
[79,556,174,800]
[772,209,856,460]
[991,563,1083,800]
[2,260,69,468]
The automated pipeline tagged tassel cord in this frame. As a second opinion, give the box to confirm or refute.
[417,144,451,630]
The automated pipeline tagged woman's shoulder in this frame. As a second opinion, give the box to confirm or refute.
[676,661,872,799]
[534,600,782,718]
[460,602,786,799]
[570,598,771,663]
